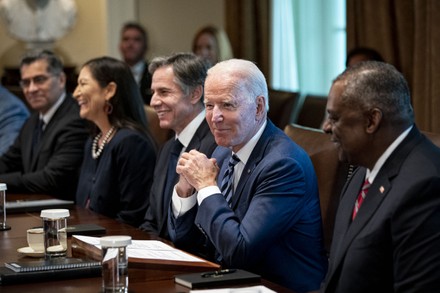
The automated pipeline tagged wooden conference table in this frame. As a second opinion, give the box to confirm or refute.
[0,194,294,293]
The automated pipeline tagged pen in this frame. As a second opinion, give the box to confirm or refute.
[201,269,237,278]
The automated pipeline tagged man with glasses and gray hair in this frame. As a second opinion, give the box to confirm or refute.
[0,50,87,199]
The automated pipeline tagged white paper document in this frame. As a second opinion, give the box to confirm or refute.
[73,235,204,262]
[189,285,276,293]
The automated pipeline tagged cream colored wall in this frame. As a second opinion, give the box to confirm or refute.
[138,0,225,60]
[0,0,224,75]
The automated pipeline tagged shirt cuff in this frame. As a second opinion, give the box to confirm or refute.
[171,186,197,218]
[197,186,221,205]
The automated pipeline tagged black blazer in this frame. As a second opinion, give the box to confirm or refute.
[76,128,156,227]
[0,95,88,199]
[140,120,216,241]
[322,126,440,293]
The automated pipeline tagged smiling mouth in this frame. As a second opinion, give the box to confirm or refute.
[155,110,170,117]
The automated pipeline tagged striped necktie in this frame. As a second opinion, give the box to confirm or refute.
[220,154,240,206]
[352,179,370,220]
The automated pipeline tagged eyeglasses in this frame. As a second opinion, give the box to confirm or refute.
[19,74,53,89]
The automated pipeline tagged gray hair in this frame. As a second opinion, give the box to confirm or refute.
[333,61,414,125]
[19,49,64,75]
[207,59,269,111]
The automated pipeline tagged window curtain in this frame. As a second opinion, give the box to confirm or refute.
[224,0,270,79]
[270,0,299,92]
[347,0,440,133]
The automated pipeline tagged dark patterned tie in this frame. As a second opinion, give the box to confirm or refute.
[352,179,370,220]
[164,138,183,199]
[32,118,45,159]
[220,154,240,206]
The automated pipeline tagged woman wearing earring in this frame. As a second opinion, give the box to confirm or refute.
[74,56,156,227]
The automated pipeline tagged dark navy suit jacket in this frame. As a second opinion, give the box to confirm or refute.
[322,127,440,293]
[171,120,328,293]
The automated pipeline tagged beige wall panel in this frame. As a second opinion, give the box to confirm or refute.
[139,0,225,60]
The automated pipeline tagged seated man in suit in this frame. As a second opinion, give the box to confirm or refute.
[321,61,440,293]
[119,22,152,104]
[139,53,216,255]
[0,84,30,155]
[175,59,327,293]
[0,50,87,199]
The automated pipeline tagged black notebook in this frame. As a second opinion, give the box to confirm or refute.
[5,257,101,273]
[0,265,101,285]
[174,269,261,289]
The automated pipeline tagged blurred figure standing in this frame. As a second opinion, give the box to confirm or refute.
[346,47,384,67]
[192,25,233,67]
[119,22,152,104]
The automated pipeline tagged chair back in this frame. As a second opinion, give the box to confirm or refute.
[297,94,327,129]
[268,89,300,129]
[284,123,349,254]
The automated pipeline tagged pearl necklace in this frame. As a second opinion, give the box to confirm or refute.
[91,126,116,159]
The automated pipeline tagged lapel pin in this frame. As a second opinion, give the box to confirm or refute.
[380,186,385,194]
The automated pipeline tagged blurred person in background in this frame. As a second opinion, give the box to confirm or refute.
[192,25,233,67]
[119,22,152,104]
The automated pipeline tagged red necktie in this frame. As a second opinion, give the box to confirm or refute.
[352,179,370,220]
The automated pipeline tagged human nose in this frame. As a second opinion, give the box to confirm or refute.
[26,80,39,92]
[210,105,223,123]
[150,91,161,107]
[322,117,332,134]
[73,85,80,100]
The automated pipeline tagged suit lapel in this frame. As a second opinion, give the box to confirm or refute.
[329,168,366,267]
[30,96,70,170]
[229,122,273,209]
[25,115,39,171]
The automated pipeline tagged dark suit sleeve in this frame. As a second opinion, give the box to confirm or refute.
[0,98,29,155]
[0,129,25,174]
[196,156,309,267]
[393,177,440,291]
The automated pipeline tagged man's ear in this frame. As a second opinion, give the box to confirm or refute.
[58,72,66,87]
[366,108,382,134]
[105,82,117,101]
[255,95,266,119]
[190,85,203,105]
